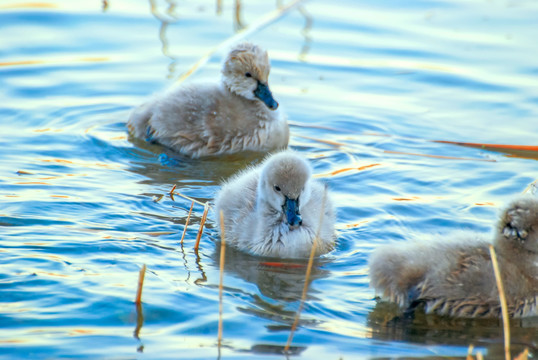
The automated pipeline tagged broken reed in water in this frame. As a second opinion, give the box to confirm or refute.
[135,264,147,305]
[194,203,209,252]
[180,201,195,245]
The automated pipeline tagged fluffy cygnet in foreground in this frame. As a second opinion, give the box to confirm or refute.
[370,197,538,318]
[127,42,288,158]
[214,151,336,258]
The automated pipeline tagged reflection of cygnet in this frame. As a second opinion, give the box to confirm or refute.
[127,42,288,158]
[370,197,538,318]
[214,151,336,258]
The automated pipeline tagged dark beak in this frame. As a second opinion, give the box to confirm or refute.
[254,81,278,110]
[283,196,302,229]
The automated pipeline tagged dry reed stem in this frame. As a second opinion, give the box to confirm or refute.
[180,201,195,245]
[171,190,207,207]
[466,345,484,360]
[169,184,177,201]
[135,264,147,305]
[514,349,529,360]
[466,345,474,360]
[176,0,304,84]
[284,188,327,354]
[194,203,209,252]
[218,211,226,349]
[488,245,510,360]
[522,179,537,194]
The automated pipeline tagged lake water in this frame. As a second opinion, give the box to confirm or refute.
[1,0,537,359]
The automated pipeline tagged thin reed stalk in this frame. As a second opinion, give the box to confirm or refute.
[514,349,529,360]
[172,190,207,207]
[176,0,304,84]
[522,179,537,194]
[218,211,226,350]
[135,264,147,305]
[466,345,474,360]
[169,184,177,201]
[284,189,327,353]
[180,201,195,244]
[194,203,209,252]
[488,245,510,360]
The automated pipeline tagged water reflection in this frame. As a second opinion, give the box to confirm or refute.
[367,300,538,358]
[297,5,312,62]
[233,0,244,31]
[209,244,328,355]
[133,302,144,353]
[148,0,181,79]
[215,244,330,303]
[126,134,264,187]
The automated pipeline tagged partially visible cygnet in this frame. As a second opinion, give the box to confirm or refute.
[370,197,538,318]
[214,151,336,258]
[127,42,288,158]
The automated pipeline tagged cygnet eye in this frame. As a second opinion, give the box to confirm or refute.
[245,72,252,78]
[274,185,281,192]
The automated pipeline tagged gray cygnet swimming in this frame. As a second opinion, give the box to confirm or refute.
[214,151,336,258]
[370,197,538,318]
[127,42,288,158]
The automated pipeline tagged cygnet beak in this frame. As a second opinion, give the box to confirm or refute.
[254,81,278,110]
[283,196,302,230]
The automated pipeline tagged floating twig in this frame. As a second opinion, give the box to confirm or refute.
[194,203,210,252]
[435,140,538,152]
[180,201,195,245]
[16,170,33,176]
[135,264,147,305]
[384,150,496,162]
[218,211,226,351]
[284,189,327,353]
[294,134,345,147]
[435,140,538,160]
[488,245,510,360]
[314,163,381,178]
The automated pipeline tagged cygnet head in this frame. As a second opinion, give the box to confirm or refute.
[222,42,278,110]
[497,197,538,254]
[258,152,312,229]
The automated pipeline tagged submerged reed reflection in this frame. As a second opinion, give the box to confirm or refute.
[297,5,312,62]
[367,301,538,357]
[148,0,180,79]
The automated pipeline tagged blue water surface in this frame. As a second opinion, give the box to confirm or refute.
[1,0,537,359]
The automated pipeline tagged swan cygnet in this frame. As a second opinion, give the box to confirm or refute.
[127,42,289,158]
[214,151,336,258]
[369,197,538,318]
